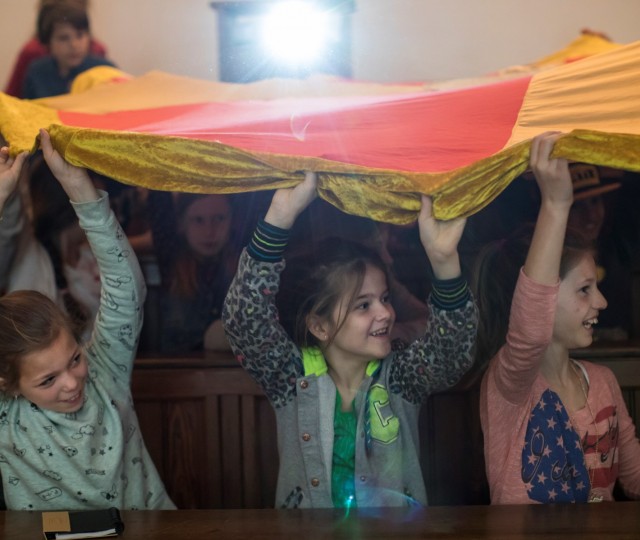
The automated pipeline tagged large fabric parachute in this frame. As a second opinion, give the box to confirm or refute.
[0,34,638,223]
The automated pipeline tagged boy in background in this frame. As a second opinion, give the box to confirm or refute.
[4,0,107,98]
[22,0,114,99]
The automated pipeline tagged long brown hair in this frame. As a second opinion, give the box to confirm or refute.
[0,290,80,397]
[472,224,596,368]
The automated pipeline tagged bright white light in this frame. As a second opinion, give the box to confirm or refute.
[259,1,332,67]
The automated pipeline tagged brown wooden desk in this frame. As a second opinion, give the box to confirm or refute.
[131,344,640,509]
[3,503,640,539]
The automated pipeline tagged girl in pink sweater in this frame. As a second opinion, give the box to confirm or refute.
[477,132,640,504]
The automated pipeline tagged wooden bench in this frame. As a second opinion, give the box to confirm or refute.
[132,343,640,509]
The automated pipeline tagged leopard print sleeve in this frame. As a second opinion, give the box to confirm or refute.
[388,294,478,404]
[222,249,303,408]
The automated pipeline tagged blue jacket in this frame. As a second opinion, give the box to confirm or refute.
[23,55,115,99]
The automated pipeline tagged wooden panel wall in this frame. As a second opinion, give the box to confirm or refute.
[132,366,278,509]
[132,348,640,509]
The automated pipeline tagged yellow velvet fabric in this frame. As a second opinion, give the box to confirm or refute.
[1,36,639,225]
[0,93,58,152]
[2,114,639,225]
[37,125,640,224]
[69,65,133,95]
[530,33,621,68]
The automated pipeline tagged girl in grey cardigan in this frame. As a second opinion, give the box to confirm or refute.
[223,172,477,508]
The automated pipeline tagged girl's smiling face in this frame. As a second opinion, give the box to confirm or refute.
[323,264,396,365]
[553,254,607,349]
[18,329,88,413]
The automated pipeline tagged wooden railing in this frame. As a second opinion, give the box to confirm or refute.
[132,342,640,509]
[132,354,278,509]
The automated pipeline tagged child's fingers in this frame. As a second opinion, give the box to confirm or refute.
[530,131,562,166]
[540,134,560,163]
[39,128,53,155]
[12,151,29,171]
[0,150,28,175]
[39,129,67,176]
[419,195,433,221]
[530,136,539,165]
[304,170,317,184]
[293,171,317,206]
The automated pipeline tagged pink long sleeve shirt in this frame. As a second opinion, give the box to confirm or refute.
[480,269,640,504]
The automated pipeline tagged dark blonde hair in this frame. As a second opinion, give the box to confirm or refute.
[277,238,390,347]
[472,224,596,367]
[0,290,80,397]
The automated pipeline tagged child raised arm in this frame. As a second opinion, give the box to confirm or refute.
[39,129,100,204]
[0,130,174,511]
[523,132,573,285]
[0,146,28,212]
[223,172,476,509]
[0,146,29,289]
[478,132,640,504]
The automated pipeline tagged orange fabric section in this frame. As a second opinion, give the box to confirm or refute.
[0,92,59,151]
[58,76,531,173]
[508,40,640,148]
[0,35,638,224]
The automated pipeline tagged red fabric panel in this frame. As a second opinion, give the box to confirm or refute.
[60,76,531,173]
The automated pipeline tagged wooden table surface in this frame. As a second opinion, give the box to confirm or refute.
[3,502,640,539]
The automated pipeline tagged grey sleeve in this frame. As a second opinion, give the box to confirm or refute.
[73,191,146,385]
[0,192,24,292]
[222,249,303,407]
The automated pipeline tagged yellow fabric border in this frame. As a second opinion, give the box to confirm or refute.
[0,93,59,151]
[531,34,620,68]
[2,35,639,225]
[69,65,133,95]
[40,125,640,224]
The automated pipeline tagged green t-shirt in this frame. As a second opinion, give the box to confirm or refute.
[331,391,357,508]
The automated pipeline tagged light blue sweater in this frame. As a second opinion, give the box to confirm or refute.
[0,193,175,510]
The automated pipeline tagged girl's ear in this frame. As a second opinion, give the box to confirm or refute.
[306,314,330,343]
